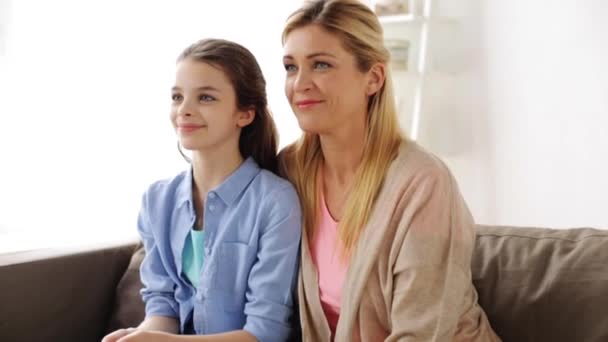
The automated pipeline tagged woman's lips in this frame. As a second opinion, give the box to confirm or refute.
[295,99,323,109]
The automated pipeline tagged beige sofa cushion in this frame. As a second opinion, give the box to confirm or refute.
[473,225,608,341]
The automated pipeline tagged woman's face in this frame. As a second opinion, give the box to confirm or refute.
[283,24,372,135]
[170,58,252,152]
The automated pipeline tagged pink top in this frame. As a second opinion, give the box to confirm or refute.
[310,188,349,339]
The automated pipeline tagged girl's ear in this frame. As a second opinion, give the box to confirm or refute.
[236,108,255,128]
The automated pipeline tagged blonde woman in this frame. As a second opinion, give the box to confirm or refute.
[279,0,501,341]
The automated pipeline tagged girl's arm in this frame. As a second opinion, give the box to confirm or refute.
[103,191,182,342]
[174,331,256,342]
[239,184,302,342]
[138,316,179,333]
[102,316,179,342]
[104,330,256,342]
[137,190,181,327]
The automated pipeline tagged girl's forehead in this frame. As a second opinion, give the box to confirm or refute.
[175,60,232,90]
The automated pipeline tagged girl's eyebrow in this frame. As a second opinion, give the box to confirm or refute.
[171,86,221,93]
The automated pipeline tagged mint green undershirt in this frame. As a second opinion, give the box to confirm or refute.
[182,228,205,287]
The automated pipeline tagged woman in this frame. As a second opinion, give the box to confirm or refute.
[103,38,301,342]
[279,0,501,341]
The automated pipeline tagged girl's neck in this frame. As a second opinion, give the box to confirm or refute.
[190,147,244,198]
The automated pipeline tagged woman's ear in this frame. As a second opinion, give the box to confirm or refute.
[236,108,255,128]
[366,63,386,96]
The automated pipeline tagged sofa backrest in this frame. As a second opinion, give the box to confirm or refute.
[109,225,608,341]
[0,242,136,342]
[106,244,146,331]
[473,225,608,342]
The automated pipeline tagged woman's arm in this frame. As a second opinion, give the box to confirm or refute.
[386,165,476,341]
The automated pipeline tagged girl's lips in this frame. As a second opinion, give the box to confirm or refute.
[178,125,205,133]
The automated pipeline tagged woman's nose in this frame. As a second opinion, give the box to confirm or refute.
[293,69,313,92]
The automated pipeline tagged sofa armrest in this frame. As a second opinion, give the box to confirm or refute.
[0,241,138,342]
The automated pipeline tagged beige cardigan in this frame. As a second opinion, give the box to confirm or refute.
[292,141,500,341]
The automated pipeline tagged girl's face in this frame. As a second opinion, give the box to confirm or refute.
[170,58,253,153]
[283,24,372,135]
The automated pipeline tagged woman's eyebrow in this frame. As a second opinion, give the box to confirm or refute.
[283,52,337,60]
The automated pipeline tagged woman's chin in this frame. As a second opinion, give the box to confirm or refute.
[296,118,326,135]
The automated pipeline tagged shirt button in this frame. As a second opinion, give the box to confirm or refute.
[208,204,215,212]
[208,192,216,199]
[196,292,204,301]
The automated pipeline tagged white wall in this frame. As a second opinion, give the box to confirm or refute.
[2,0,607,254]
[419,0,608,228]
[0,0,303,251]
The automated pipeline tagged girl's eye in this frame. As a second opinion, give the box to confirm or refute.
[314,61,331,70]
[171,94,182,101]
[199,94,215,102]
[284,64,297,72]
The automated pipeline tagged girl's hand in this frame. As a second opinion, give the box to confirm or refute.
[102,328,172,342]
[102,328,136,342]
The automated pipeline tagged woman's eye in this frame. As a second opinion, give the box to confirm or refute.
[284,64,297,72]
[199,94,215,102]
[171,94,182,101]
[314,61,331,70]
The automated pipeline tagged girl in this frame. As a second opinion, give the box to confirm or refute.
[103,39,301,342]
[279,0,501,341]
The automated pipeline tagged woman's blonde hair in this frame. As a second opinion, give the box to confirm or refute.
[281,0,403,256]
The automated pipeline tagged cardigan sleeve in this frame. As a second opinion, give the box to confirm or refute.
[385,163,476,342]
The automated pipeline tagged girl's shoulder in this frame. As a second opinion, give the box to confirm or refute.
[251,167,300,204]
[141,169,191,211]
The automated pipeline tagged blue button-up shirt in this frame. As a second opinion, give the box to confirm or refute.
[137,157,301,342]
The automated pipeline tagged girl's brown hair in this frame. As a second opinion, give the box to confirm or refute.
[178,38,279,173]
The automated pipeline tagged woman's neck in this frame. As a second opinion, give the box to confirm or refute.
[319,120,366,185]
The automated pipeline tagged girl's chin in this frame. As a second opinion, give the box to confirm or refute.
[178,141,204,151]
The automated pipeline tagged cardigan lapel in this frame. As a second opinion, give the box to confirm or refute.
[300,229,332,341]
[334,142,411,341]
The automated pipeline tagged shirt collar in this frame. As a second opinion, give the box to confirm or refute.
[213,157,260,205]
[176,157,261,208]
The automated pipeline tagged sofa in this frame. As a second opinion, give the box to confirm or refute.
[1,225,607,342]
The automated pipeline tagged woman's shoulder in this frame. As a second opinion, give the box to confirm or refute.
[277,143,298,180]
[385,139,455,191]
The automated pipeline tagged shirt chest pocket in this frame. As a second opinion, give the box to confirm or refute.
[213,242,254,308]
